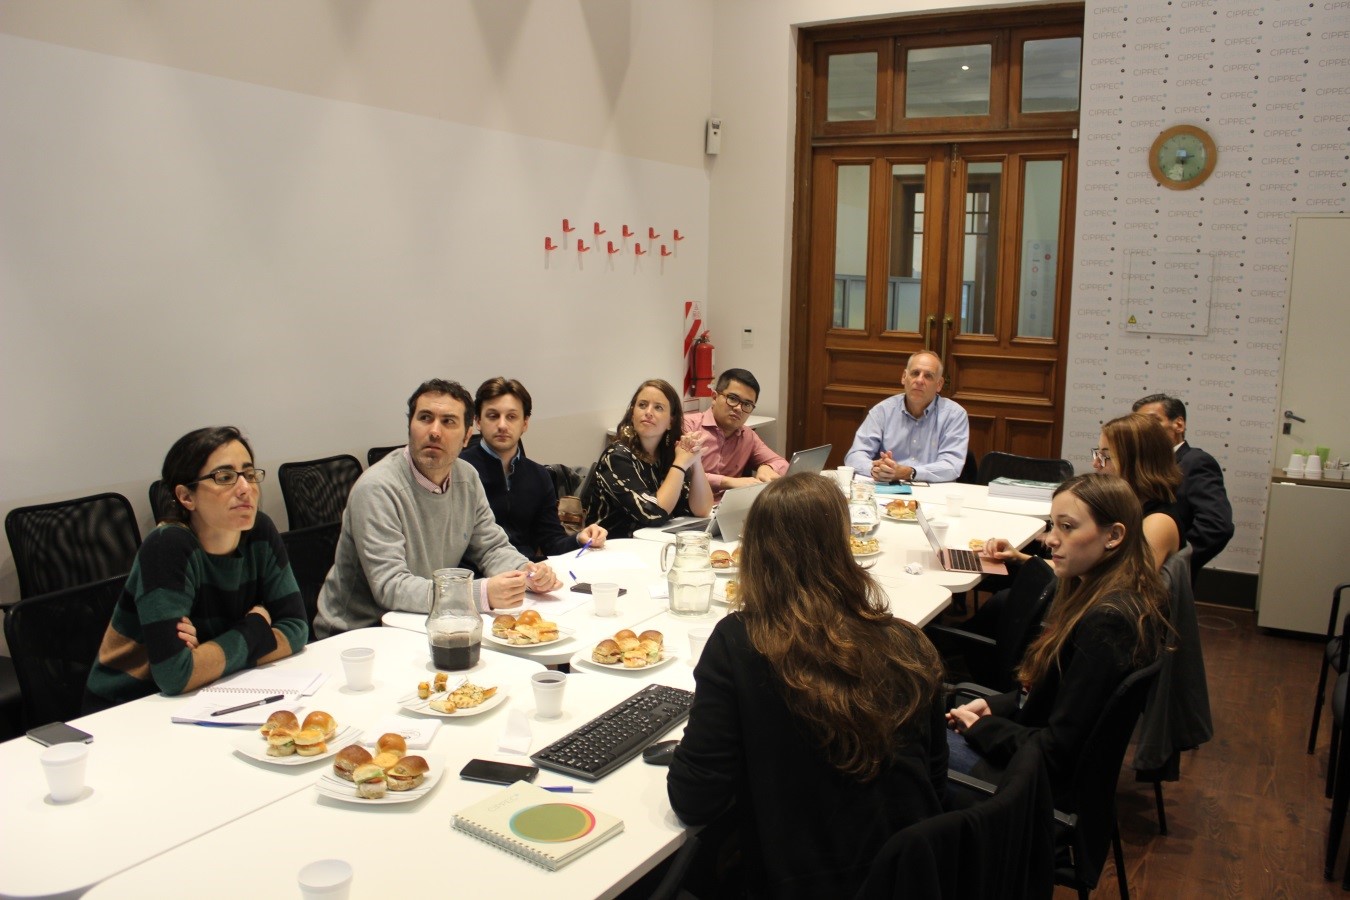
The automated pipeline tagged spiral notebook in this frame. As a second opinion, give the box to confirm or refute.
[453,781,624,871]
[171,668,327,725]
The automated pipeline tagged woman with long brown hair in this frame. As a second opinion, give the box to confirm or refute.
[587,378,713,539]
[667,473,946,898]
[947,473,1168,800]
[1092,412,1185,568]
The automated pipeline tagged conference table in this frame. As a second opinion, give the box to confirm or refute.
[7,487,1047,899]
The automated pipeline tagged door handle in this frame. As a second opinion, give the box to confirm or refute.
[1284,410,1307,423]
[924,315,936,351]
[940,315,953,370]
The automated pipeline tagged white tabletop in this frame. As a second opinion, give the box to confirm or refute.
[905,481,1052,520]
[0,628,545,900]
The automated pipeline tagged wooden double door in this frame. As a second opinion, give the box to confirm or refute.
[796,139,1076,466]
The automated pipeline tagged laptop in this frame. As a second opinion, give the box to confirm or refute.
[784,443,832,476]
[915,505,1008,575]
[660,481,769,542]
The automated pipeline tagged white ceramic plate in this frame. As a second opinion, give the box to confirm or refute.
[235,724,361,766]
[483,625,574,649]
[398,686,509,718]
[570,648,679,675]
[712,565,738,576]
[315,755,443,805]
[881,510,920,524]
[851,548,884,560]
[712,582,737,605]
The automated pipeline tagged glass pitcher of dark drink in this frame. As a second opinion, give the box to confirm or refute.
[427,567,481,670]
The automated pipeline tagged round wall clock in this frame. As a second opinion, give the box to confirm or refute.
[1149,124,1217,190]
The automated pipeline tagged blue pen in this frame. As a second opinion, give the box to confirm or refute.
[569,570,577,581]
[575,539,594,558]
[541,785,594,793]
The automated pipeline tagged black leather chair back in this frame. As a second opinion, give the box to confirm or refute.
[277,455,363,529]
[976,452,1073,487]
[5,493,141,599]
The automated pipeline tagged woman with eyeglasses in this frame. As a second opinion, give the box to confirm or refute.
[1088,413,1185,569]
[84,426,307,712]
[587,379,714,539]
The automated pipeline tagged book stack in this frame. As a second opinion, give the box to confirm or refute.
[987,476,1060,502]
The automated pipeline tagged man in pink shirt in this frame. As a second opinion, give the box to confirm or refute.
[683,368,789,499]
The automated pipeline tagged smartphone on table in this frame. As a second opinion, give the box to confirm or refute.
[459,758,540,786]
[570,583,627,596]
[27,722,94,746]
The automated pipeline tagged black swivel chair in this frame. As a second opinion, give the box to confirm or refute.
[1310,583,1350,760]
[1325,611,1350,887]
[4,575,125,729]
[277,455,363,530]
[147,479,178,524]
[976,452,1074,487]
[367,445,402,468]
[5,493,141,600]
[281,523,341,635]
[958,449,980,485]
[926,557,1057,692]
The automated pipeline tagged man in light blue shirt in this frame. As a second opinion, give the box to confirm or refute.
[844,351,969,483]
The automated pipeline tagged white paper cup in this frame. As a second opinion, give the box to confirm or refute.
[298,858,353,899]
[836,466,853,493]
[531,671,567,719]
[1288,453,1307,471]
[929,519,950,544]
[339,647,375,691]
[688,626,714,666]
[945,493,964,516]
[41,742,89,803]
[592,582,620,617]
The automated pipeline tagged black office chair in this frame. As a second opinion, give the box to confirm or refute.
[147,479,178,524]
[367,445,402,468]
[958,449,980,485]
[856,743,1055,900]
[281,523,341,635]
[926,557,1057,692]
[1325,620,1350,887]
[5,493,141,600]
[277,454,363,530]
[976,452,1073,487]
[4,575,125,729]
[1310,583,1350,759]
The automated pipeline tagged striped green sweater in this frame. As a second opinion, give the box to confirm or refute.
[84,512,307,711]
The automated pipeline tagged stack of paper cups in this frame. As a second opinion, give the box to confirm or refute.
[1306,454,1323,478]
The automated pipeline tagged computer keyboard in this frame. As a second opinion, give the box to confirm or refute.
[531,683,695,781]
[947,547,983,572]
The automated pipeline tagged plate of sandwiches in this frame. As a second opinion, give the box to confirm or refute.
[574,628,678,674]
[239,710,360,766]
[849,535,883,559]
[881,499,920,523]
[317,735,442,805]
[710,548,740,576]
[399,681,508,718]
[713,580,739,606]
[485,609,573,647]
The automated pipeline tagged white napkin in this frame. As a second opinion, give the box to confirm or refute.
[361,716,442,750]
[498,709,533,755]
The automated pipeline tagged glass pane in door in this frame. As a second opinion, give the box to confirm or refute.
[1017,160,1062,339]
[905,45,991,118]
[1022,38,1081,113]
[832,165,871,330]
[960,162,1002,336]
[827,53,878,121]
[886,164,926,332]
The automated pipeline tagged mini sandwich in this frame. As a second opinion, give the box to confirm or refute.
[638,630,664,648]
[417,681,431,700]
[353,763,387,799]
[639,638,662,664]
[260,709,299,738]
[377,733,408,757]
[968,538,987,552]
[266,729,297,757]
[386,756,429,792]
[615,635,640,652]
[302,711,338,741]
[731,547,742,567]
[725,580,739,604]
[332,744,373,781]
[371,750,402,770]
[514,621,558,644]
[592,638,622,665]
[621,648,649,668]
[433,673,449,692]
[491,614,517,637]
[515,609,542,627]
[710,549,734,569]
[294,727,327,757]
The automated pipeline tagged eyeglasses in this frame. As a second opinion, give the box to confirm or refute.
[719,391,756,413]
[1089,449,1112,465]
[189,468,266,487]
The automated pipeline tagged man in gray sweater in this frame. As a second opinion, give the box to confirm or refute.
[313,379,562,638]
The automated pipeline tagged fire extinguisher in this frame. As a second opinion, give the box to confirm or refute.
[693,331,716,398]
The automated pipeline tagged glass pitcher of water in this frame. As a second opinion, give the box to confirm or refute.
[850,480,879,536]
[426,567,481,670]
[660,531,715,617]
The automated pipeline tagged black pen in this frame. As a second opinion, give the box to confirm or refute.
[210,694,285,717]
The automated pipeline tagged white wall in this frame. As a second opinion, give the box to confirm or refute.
[0,2,715,605]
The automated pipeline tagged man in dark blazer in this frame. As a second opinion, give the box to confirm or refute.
[1134,394,1235,584]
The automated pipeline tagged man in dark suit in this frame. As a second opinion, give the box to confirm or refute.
[1133,393,1235,584]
